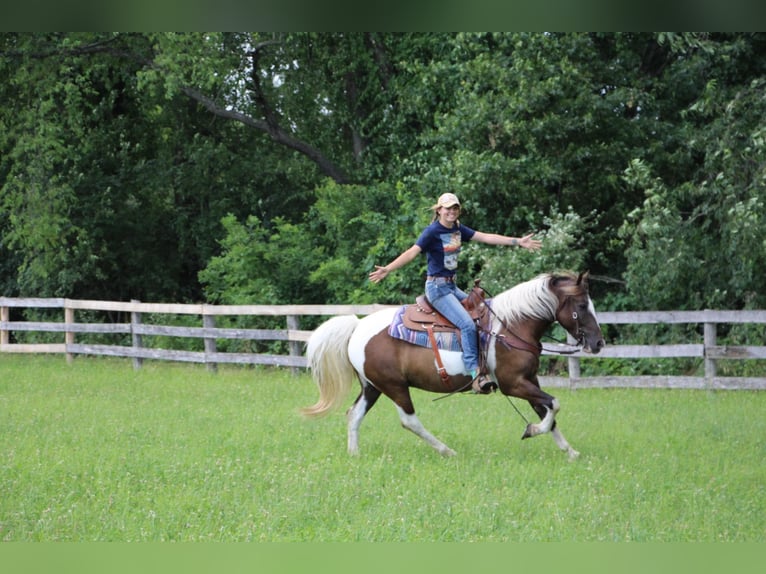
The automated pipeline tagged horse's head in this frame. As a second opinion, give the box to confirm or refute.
[550,271,605,354]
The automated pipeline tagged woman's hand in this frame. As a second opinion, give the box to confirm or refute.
[369,265,390,283]
[368,245,421,283]
[517,233,542,251]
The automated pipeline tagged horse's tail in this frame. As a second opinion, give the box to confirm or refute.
[301,314,361,418]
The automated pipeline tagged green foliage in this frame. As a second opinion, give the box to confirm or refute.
[1,33,327,302]
[200,214,326,305]
[3,32,766,313]
[618,159,704,310]
[393,33,661,266]
[463,207,591,294]
[614,35,766,310]
[310,180,433,304]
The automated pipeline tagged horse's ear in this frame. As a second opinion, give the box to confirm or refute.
[577,270,590,288]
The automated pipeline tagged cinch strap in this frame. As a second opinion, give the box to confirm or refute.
[426,324,451,385]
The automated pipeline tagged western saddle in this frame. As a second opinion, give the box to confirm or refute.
[400,280,490,385]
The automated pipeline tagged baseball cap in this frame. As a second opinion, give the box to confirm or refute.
[436,193,461,208]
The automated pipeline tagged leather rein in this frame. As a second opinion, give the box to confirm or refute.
[478,293,585,357]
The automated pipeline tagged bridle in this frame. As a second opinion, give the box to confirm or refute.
[548,296,588,352]
[479,293,586,357]
[568,309,587,347]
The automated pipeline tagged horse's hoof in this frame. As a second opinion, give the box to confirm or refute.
[567,449,580,461]
[521,424,534,440]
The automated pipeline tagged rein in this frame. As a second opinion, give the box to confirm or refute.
[479,288,584,357]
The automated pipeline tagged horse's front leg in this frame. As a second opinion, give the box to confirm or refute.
[522,397,559,439]
[493,342,579,460]
[522,393,580,462]
[499,373,559,440]
[551,427,580,461]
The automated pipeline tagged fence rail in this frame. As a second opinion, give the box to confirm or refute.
[2,297,765,390]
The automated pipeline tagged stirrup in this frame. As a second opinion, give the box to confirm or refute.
[471,373,497,394]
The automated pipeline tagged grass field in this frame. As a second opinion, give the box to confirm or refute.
[0,355,763,542]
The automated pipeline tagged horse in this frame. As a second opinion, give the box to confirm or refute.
[301,271,605,460]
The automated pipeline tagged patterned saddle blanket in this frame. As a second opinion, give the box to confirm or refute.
[388,306,463,351]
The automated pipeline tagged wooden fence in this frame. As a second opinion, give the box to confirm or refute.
[2,297,766,390]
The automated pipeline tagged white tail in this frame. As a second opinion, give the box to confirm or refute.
[300,315,361,418]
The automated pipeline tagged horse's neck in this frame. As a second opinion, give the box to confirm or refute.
[495,312,551,343]
[527,318,553,342]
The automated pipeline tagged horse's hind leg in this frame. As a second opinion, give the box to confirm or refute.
[346,383,382,455]
[395,405,456,457]
[347,384,455,457]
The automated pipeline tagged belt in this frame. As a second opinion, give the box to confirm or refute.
[426,275,455,283]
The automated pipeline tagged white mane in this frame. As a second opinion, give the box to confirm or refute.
[490,274,560,328]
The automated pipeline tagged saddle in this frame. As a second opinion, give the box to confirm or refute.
[402,280,489,333]
[400,280,490,385]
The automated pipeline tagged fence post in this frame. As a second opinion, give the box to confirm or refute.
[1,305,8,347]
[286,315,301,376]
[65,304,75,364]
[131,300,143,370]
[203,309,217,373]
[704,320,717,386]
[567,332,581,389]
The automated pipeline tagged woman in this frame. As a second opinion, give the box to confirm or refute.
[369,192,542,393]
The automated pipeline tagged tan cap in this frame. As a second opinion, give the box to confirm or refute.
[436,193,461,208]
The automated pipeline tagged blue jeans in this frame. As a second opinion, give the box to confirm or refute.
[425,278,479,373]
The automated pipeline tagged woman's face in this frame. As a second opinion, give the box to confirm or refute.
[438,204,460,225]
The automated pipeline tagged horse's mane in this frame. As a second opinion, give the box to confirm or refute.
[490,273,575,327]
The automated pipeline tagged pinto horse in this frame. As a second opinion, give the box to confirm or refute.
[301,271,605,460]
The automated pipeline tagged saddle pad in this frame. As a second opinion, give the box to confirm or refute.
[388,305,462,352]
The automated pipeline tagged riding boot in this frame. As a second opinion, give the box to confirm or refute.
[470,331,496,394]
[471,371,497,394]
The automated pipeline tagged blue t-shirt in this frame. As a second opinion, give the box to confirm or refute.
[415,221,476,277]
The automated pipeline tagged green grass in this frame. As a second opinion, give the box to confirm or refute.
[0,355,763,541]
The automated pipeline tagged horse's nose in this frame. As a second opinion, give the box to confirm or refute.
[595,338,605,352]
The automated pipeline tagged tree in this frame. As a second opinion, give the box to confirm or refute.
[1,33,330,300]
[380,33,683,289]
[199,214,327,305]
[4,32,766,313]
[618,34,766,310]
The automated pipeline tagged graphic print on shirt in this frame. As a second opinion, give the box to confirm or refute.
[440,231,462,270]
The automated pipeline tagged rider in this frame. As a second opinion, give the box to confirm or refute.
[368,192,542,393]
